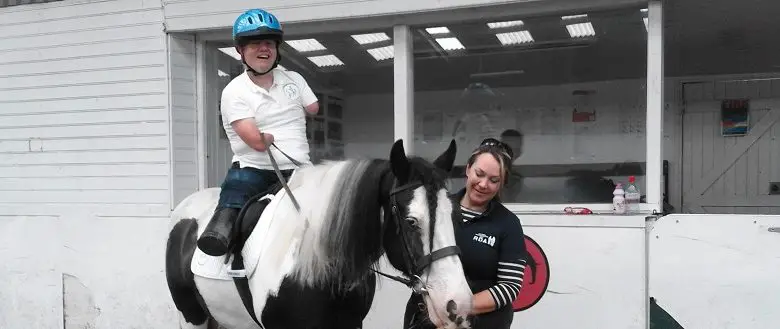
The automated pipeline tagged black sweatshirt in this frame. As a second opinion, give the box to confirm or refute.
[403,188,528,329]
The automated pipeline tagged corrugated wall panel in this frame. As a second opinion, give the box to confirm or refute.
[167,33,199,207]
[0,0,170,218]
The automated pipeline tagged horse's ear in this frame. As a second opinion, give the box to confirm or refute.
[433,139,457,173]
[390,139,410,181]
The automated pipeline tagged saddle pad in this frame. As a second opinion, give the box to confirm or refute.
[191,171,307,281]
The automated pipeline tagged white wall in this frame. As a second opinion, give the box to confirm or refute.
[649,214,780,328]
[168,33,200,205]
[364,215,650,329]
[365,213,780,329]
[0,0,178,327]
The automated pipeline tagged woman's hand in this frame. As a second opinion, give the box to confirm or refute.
[470,290,497,315]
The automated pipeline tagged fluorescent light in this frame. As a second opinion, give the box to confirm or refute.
[307,54,344,67]
[565,22,595,38]
[366,46,394,61]
[286,39,327,52]
[435,37,465,50]
[495,31,534,45]
[561,14,588,20]
[487,20,525,29]
[218,47,241,61]
[426,27,450,35]
[351,33,390,45]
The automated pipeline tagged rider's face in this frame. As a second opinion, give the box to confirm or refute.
[238,39,278,72]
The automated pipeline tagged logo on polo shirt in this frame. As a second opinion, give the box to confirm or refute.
[473,233,496,247]
[282,83,300,100]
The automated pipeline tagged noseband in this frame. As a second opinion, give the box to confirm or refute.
[371,180,461,295]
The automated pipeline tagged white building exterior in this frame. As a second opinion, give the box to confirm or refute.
[1,0,779,328]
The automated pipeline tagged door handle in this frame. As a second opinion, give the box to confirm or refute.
[769,227,780,233]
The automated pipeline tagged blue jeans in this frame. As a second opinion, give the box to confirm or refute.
[216,162,294,210]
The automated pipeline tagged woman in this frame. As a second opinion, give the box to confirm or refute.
[403,138,528,329]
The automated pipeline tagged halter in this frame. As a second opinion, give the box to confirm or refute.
[371,181,461,295]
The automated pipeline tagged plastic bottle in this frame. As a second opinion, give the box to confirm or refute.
[624,176,641,214]
[613,183,626,214]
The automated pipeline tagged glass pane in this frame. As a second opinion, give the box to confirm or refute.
[667,1,780,214]
[280,29,395,162]
[412,5,648,204]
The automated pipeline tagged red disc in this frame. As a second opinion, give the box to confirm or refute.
[512,235,550,312]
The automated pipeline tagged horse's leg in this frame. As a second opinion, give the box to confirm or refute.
[167,218,212,328]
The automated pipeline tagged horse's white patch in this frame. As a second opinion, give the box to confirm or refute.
[412,188,474,328]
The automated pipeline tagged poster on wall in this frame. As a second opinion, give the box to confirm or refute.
[721,99,749,136]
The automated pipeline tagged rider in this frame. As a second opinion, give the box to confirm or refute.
[197,8,319,257]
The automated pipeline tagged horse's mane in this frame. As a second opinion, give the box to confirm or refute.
[289,156,449,292]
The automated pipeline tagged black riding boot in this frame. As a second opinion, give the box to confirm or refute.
[197,207,239,256]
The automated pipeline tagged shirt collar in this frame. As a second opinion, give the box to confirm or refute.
[450,187,498,219]
[242,69,287,94]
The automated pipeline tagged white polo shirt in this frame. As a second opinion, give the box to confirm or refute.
[220,68,318,171]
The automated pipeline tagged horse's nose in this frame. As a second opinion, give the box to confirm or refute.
[446,299,458,321]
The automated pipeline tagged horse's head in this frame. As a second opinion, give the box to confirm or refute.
[381,139,473,329]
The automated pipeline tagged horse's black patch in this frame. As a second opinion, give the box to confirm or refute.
[165,218,210,325]
[261,274,377,329]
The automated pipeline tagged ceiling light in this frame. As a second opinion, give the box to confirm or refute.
[426,27,450,35]
[495,31,534,45]
[435,37,465,50]
[367,46,394,61]
[561,14,588,20]
[487,20,525,29]
[307,54,344,67]
[218,47,241,61]
[351,33,390,45]
[286,39,327,52]
[565,22,595,38]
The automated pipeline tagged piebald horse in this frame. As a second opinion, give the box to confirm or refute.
[165,140,473,329]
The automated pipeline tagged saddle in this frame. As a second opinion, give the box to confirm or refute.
[226,181,286,258]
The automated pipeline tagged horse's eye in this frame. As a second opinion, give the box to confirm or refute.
[405,216,419,228]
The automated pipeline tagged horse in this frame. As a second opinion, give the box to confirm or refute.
[165,139,474,329]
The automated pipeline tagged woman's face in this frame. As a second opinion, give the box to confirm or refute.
[465,153,503,207]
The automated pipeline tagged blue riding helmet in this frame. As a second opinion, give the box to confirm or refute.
[232,9,284,76]
[233,8,284,45]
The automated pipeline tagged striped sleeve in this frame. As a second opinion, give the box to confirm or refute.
[487,258,527,308]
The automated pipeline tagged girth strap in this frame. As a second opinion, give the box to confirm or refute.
[231,253,264,328]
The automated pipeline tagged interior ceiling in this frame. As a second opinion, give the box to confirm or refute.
[265,0,780,95]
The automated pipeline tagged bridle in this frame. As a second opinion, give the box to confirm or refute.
[371,180,461,295]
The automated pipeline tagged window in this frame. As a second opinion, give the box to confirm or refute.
[410,5,649,205]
